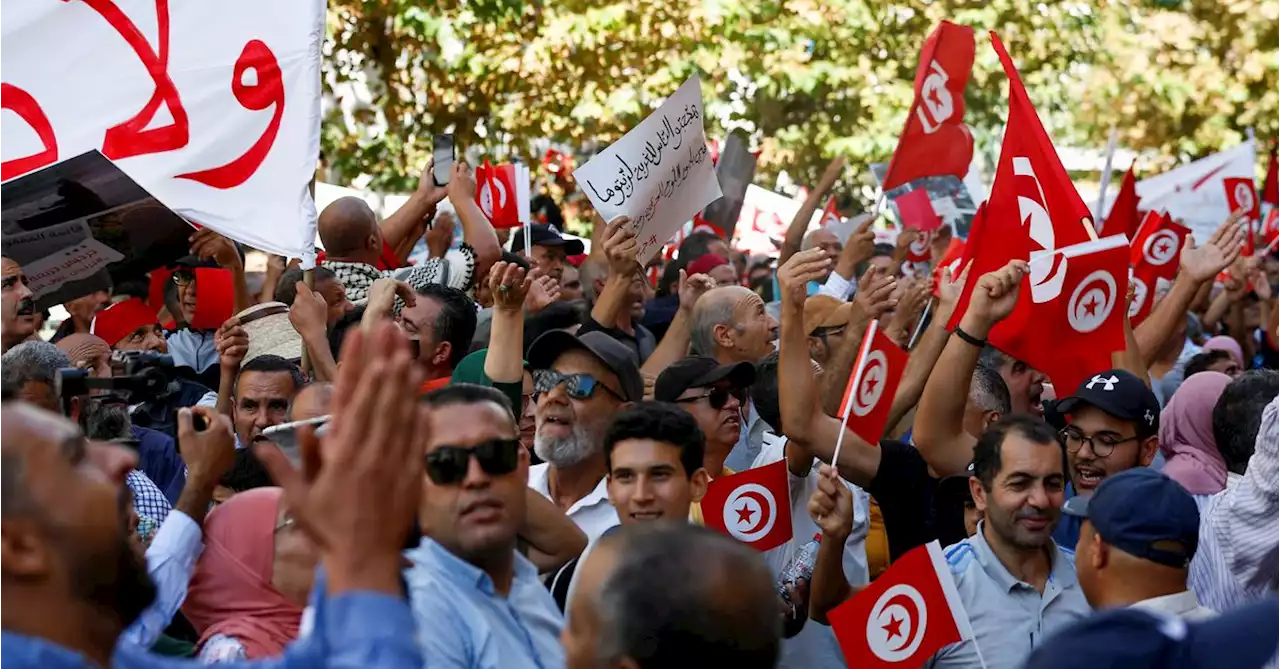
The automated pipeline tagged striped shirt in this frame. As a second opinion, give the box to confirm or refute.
[127,469,173,525]
[1188,398,1278,612]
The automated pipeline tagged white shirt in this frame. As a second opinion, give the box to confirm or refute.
[1129,590,1217,621]
[527,462,618,543]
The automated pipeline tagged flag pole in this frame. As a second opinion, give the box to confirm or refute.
[1094,125,1118,226]
[907,299,931,350]
[832,320,878,466]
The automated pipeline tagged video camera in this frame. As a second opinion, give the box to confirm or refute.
[55,350,179,414]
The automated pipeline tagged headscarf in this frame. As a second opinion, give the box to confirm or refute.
[1159,371,1232,495]
[182,487,302,658]
[1203,335,1244,368]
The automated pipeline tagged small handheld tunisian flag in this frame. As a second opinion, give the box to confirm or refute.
[1129,212,1190,324]
[1262,208,1280,252]
[1223,177,1260,256]
[476,161,522,229]
[1031,235,1131,396]
[829,541,973,667]
[838,321,909,446]
[881,21,976,191]
[819,196,842,228]
[699,460,792,552]
[894,188,943,232]
[906,231,933,264]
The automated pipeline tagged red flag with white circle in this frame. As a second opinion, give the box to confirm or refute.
[476,162,522,229]
[829,541,973,667]
[699,460,793,552]
[906,230,933,264]
[1223,177,1259,256]
[820,196,842,228]
[1129,211,1190,284]
[838,321,909,446]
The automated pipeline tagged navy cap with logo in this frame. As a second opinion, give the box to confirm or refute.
[654,356,756,403]
[1062,467,1199,568]
[1024,600,1278,669]
[1056,368,1161,438]
[510,223,585,256]
[526,330,643,402]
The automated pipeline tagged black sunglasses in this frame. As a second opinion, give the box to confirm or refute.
[532,369,623,401]
[424,438,521,485]
[676,385,747,411]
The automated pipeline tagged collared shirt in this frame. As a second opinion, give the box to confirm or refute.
[1,587,422,669]
[1189,397,1279,612]
[926,523,1091,668]
[1129,590,1217,621]
[528,462,618,542]
[404,538,564,669]
[724,400,763,473]
[166,329,218,373]
[121,511,204,649]
[127,469,172,526]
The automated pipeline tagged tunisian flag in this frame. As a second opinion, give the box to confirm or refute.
[1264,147,1278,207]
[476,161,521,228]
[837,321,909,445]
[1223,177,1260,256]
[819,196,842,228]
[830,541,973,667]
[1262,208,1279,252]
[894,188,943,232]
[880,21,976,191]
[699,460,792,552]
[1128,212,1190,325]
[1102,167,1141,240]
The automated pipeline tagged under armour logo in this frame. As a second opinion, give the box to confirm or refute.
[1086,374,1120,391]
[1144,410,1155,426]
[548,224,561,235]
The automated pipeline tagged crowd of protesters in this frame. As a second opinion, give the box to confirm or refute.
[2,154,1278,669]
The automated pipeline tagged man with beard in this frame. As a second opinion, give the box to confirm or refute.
[1,257,37,353]
[406,384,565,668]
[2,319,435,669]
[1051,369,1161,547]
[528,330,643,542]
[927,415,1090,668]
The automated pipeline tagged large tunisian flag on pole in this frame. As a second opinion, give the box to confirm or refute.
[880,21,976,191]
[829,541,974,667]
[1,0,326,262]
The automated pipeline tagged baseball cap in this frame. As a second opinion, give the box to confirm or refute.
[653,356,756,403]
[1024,600,1278,669]
[1062,468,1199,568]
[526,330,643,402]
[1056,368,1161,438]
[510,223,585,256]
[803,295,851,335]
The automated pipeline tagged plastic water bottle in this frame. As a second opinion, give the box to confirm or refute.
[777,533,822,602]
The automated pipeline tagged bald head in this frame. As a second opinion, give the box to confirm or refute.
[2,403,83,517]
[56,334,112,374]
[288,381,331,422]
[318,197,379,260]
[690,286,776,363]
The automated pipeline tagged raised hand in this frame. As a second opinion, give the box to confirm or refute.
[961,260,1029,337]
[601,216,640,278]
[488,261,534,313]
[778,248,831,307]
[524,268,562,314]
[214,317,249,372]
[808,465,854,541]
[935,263,970,322]
[178,406,236,487]
[366,278,417,318]
[418,156,449,205]
[837,216,877,274]
[446,160,476,204]
[677,268,716,312]
[190,229,242,270]
[886,278,931,346]
[852,266,898,323]
[253,321,429,596]
[289,281,329,336]
[1181,210,1247,283]
[893,228,921,266]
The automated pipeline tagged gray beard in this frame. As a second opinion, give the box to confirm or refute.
[83,400,133,441]
[534,422,597,468]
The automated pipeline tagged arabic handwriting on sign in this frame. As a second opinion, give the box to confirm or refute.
[88,0,190,161]
[0,84,58,180]
[175,39,286,189]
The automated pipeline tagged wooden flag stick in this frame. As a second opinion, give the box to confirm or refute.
[299,268,314,375]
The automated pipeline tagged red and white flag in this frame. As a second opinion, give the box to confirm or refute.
[476,162,523,229]
[838,321,909,446]
[894,188,943,232]
[1223,177,1259,256]
[1102,167,1141,240]
[699,460,793,552]
[819,196,842,228]
[1261,208,1279,252]
[906,231,933,265]
[1129,212,1190,325]
[830,541,973,668]
[881,21,976,192]
[1264,147,1278,208]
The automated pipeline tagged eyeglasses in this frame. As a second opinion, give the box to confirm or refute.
[1060,427,1139,458]
[172,269,195,286]
[533,369,623,401]
[424,438,521,485]
[676,385,747,411]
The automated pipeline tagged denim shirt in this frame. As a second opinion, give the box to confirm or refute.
[404,538,565,669]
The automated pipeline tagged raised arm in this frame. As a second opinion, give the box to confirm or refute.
[520,488,589,573]
[289,282,338,382]
[777,248,882,488]
[914,260,1027,477]
[447,161,502,282]
[1113,280,1150,387]
[819,268,896,417]
[190,229,251,315]
[885,265,968,432]
[213,317,248,418]
[780,157,846,264]
[641,268,716,377]
[807,465,857,624]
[380,160,447,264]
[590,217,639,330]
[485,262,532,385]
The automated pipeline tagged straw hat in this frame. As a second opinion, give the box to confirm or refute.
[236,302,303,366]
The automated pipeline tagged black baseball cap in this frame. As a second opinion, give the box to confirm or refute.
[1062,468,1199,568]
[526,330,643,402]
[1055,368,1161,438]
[653,356,756,403]
[510,223,585,256]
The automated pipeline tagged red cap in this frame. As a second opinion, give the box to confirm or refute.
[91,298,158,347]
[189,268,236,330]
[687,253,728,276]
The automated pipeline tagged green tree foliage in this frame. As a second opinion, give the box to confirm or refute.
[321,0,1277,209]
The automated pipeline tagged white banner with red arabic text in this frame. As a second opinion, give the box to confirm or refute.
[1,0,324,263]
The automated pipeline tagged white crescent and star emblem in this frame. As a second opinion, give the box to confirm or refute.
[1013,157,1068,304]
[1129,276,1148,318]
[1235,182,1255,212]
[915,60,954,134]
[1066,270,1117,334]
[721,483,777,544]
[866,583,929,662]
[909,234,931,257]
[478,176,509,219]
[1142,229,1179,267]
[853,350,889,418]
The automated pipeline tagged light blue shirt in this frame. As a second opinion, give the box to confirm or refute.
[121,511,203,649]
[926,522,1091,668]
[404,538,565,669]
[166,330,218,372]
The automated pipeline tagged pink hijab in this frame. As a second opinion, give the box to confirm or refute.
[1159,371,1233,495]
[1203,336,1244,367]
[183,487,303,659]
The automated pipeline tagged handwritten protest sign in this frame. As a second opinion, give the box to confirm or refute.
[574,75,722,263]
[1,0,325,262]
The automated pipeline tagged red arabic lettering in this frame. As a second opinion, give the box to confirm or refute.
[175,40,284,189]
[83,0,190,160]
[0,83,58,180]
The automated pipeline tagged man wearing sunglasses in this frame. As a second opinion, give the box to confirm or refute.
[406,383,565,669]
[527,330,644,543]
[655,356,755,476]
[1052,368,1161,548]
